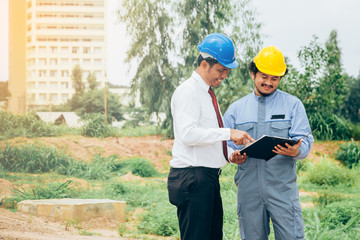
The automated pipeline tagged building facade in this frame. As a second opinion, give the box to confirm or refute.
[9,0,108,112]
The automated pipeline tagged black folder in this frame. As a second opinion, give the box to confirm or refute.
[239,135,298,161]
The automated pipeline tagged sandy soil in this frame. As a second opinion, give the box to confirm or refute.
[0,135,342,239]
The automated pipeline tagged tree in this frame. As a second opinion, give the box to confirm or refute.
[71,65,85,95]
[87,72,99,91]
[119,0,263,136]
[342,75,360,123]
[118,0,177,136]
[71,88,123,121]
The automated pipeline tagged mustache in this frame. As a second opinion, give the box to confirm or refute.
[261,83,273,88]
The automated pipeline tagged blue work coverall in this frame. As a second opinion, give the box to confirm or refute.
[223,90,314,240]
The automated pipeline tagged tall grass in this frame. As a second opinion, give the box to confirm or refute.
[81,113,119,138]
[335,139,360,168]
[0,111,62,140]
[0,144,161,180]
[309,112,353,140]
[304,157,356,187]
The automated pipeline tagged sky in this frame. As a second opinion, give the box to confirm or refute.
[1,0,360,85]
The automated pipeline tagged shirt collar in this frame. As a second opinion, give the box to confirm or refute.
[191,71,211,93]
[252,89,279,102]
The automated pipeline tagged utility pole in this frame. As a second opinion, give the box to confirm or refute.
[104,82,107,124]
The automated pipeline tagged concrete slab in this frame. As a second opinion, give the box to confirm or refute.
[17,199,126,223]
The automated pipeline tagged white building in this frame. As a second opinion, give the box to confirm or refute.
[24,0,107,109]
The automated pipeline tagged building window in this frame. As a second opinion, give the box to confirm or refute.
[61,82,69,89]
[50,82,57,88]
[72,59,80,65]
[50,70,57,77]
[39,46,46,54]
[39,82,47,88]
[72,47,79,54]
[61,58,69,65]
[61,70,69,77]
[50,47,57,54]
[94,59,102,65]
[50,94,58,101]
[83,47,90,54]
[50,58,57,65]
[83,59,91,66]
[39,70,46,77]
[61,47,68,53]
[39,93,47,101]
[61,94,69,101]
[94,47,101,54]
[39,58,47,65]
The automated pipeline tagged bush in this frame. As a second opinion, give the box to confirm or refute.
[309,112,353,140]
[113,158,160,178]
[312,190,346,207]
[137,204,179,236]
[335,140,360,168]
[0,111,59,140]
[304,157,355,187]
[81,113,119,137]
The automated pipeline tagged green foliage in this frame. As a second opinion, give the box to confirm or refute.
[4,180,76,209]
[0,144,74,173]
[304,157,355,187]
[71,65,85,95]
[118,125,165,137]
[70,88,123,121]
[0,111,60,140]
[312,190,346,207]
[0,143,159,180]
[335,140,360,168]
[342,75,360,123]
[119,0,177,137]
[304,206,360,239]
[86,72,99,91]
[308,112,353,140]
[81,113,119,138]
[113,158,160,178]
[137,204,179,236]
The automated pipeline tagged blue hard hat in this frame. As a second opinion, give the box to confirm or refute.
[198,33,239,69]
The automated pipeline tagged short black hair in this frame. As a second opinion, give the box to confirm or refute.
[197,54,219,67]
[248,61,288,77]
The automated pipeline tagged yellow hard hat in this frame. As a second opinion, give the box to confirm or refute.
[253,46,287,76]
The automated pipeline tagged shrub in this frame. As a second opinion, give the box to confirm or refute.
[304,157,355,186]
[0,111,59,140]
[137,204,179,236]
[309,112,352,140]
[81,113,118,137]
[335,140,360,168]
[312,190,346,207]
[113,158,160,178]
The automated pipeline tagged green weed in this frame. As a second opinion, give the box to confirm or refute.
[335,139,360,168]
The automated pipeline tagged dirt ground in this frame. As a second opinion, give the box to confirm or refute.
[0,135,342,240]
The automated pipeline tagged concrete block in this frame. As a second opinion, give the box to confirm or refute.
[17,199,126,223]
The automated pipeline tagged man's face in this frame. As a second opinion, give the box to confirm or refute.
[252,70,281,96]
[203,62,230,88]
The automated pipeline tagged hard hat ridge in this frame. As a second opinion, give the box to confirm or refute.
[198,33,239,69]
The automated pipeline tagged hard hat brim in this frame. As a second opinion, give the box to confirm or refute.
[220,60,239,69]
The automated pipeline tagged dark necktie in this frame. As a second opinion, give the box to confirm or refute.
[208,87,229,162]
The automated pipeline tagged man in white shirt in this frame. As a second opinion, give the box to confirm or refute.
[167,33,254,240]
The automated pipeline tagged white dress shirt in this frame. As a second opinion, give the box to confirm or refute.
[170,71,233,168]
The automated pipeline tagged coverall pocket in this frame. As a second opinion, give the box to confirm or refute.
[236,122,255,137]
[270,121,291,138]
[293,205,304,238]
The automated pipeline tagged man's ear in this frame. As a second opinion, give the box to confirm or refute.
[250,71,256,80]
[200,60,209,70]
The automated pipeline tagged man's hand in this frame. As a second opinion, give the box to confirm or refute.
[273,139,303,157]
[230,129,255,145]
[230,150,247,164]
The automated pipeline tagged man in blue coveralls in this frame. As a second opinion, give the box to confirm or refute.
[223,46,314,240]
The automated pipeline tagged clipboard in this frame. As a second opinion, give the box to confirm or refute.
[239,129,316,161]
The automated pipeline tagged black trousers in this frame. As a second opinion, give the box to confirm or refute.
[167,167,223,240]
